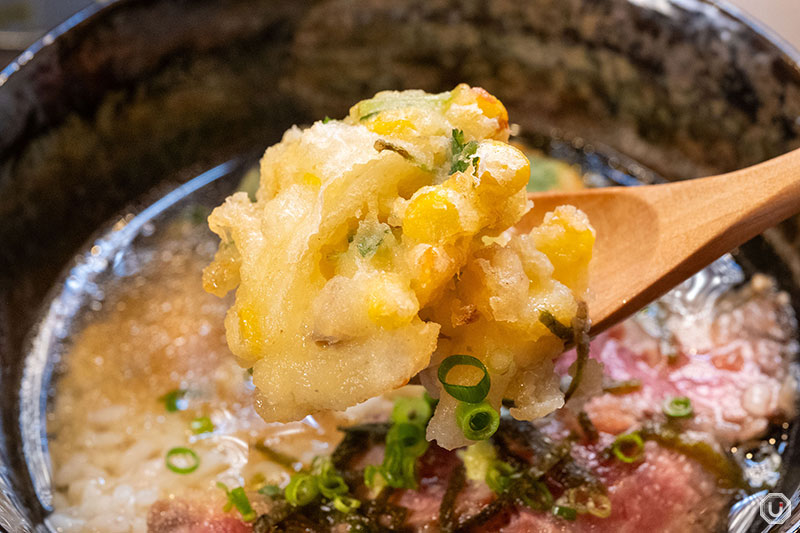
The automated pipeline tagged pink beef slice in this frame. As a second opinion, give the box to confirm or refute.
[567,278,798,443]
[501,442,727,533]
[147,499,252,533]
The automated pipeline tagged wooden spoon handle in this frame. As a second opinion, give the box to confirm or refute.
[524,147,800,334]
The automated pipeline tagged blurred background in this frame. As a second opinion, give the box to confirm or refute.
[0,0,798,69]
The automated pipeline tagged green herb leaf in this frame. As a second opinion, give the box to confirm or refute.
[322,116,332,124]
[357,230,388,257]
[450,129,480,174]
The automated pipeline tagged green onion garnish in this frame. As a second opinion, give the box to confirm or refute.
[159,389,187,412]
[317,474,348,499]
[455,401,500,441]
[391,396,432,426]
[386,422,428,457]
[438,355,491,403]
[485,461,515,494]
[662,396,693,419]
[553,505,578,521]
[611,432,645,464]
[519,477,554,511]
[586,493,612,518]
[216,483,257,522]
[190,416,214,434]
[165,447,199,474]
[332,495,361,514]
[229,487,256,522]
[285,473,319,506]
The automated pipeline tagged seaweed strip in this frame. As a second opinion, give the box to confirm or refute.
[538,309,573,341]
[563,301,590,402]
[452,498,511,532]
[439,462,466,533]
[577,411,599,444]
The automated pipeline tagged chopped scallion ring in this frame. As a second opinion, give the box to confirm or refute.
[285,473,319,506]
[228,487,256,522]
[165,447,199,474]
[455,401,500,441]
[332,495,361,514]
[386,422,428,457]
[611,432,645,463]
[437,354,491,403]
[553,505,578,521]
[391,396,432,426]
[317,474,348,499]
[485,461,515,494]
[190,416,214,434]
[519,477,553,511]
[662,396,693,419]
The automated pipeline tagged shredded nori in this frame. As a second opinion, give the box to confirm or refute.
[577,411,599,444]
[538,310,574,341]
[253,442,302,472]
[563,301,590,402]
[439,462,466,533]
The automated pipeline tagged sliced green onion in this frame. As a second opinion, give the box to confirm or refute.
[364,465,385,490]
[391,396,432,426]
[386,423,428,457]
[285,473,319,506]
[519,477,553,511]
[611,432,645,464]
[190,416,214,435]
[438,355,491,403]
[380,448,419,489]
[317,474,348,499]
[538,310,573,341]
[485,461,516,494]
[332,495,361,514]
[662,396,693,419]
[456,401,500,441]
[553,505,577,521]
[159,389,187,412]
[228,487,256,522]
[586,493,612,518]
[165,447,199,474]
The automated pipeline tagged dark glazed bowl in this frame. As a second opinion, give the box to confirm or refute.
[1,0,800,531]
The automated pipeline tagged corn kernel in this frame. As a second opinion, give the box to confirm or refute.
[368,116,415,136]
[531,206,595,291]
[302,172,321,187]
[367,274,418,328]
[403,188,462,244]
[238,304,264,350]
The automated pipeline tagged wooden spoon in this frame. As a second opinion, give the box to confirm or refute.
[518,147,800,335]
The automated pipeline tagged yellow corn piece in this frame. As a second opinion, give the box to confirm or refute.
[403,188,462,244]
